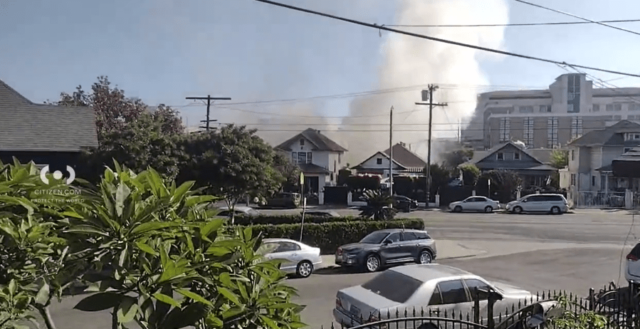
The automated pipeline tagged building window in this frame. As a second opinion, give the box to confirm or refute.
[307,152,312,164]
[631,103,640,111]
[614,115,622,121]
[376,158,382,165]
[497,152,504,160]
[592,104,600,112]
[615,104,622,111]
[592,176,596,186]
[334,160,337,172]
[338,153,341,164]
[570,174,576,186]
[629,115,637,120]
[571,150,575,160]
[606,104,614,112]
[547,117,558,148]
[571,117,583,139]
[601,175,607,190]
[299,139,305,146]
[499,118,510,142]
[539,105,551,113]
[568,74,580,94]
[295,152,312,164]
[523,117,534,146]
[514,152,521,160]
[292,152,297,162]
[567,104,574,112]
[519,106,534,114]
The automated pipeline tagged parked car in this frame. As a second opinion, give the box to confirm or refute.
[333,264,544,329]
[394,195,419,212]
[449,196,500,213]
[335,229,436,272]
[216,206,260,217]
[303,210,340,218]
[505,194,568,215]
[258,238,322,278]
[625,242,640,284]
[265,192,301,208]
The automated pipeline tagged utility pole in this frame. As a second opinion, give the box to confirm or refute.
[416,85,448,208]
[185,95,231,131]
[389,106,394,199]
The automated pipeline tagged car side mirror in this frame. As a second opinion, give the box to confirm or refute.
[462,200,467,203]
[383,240,392,245]
[522,199,527,203]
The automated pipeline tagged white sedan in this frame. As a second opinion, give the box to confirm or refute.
[258,238,323,278]
[449,196,500,213]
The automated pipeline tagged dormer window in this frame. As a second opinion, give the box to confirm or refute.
[497,152,504,161]
[514,153,521,160]
[300,139,305,146]
[624,133,640,141]
[376,158,383,165]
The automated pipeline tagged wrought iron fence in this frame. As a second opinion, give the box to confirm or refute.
[318,284,640,329]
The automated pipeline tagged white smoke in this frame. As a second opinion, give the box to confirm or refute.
[345,0,509,164]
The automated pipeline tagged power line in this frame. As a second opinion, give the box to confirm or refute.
[185,95,231,131]
[212,126,628,133]
[388,19,640,28]
[254,0,640,78]
[514,0,640,37]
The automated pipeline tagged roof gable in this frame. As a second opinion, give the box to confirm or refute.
[275,128,347,152]
[382,143,427,168]
[355,151,407,169]
[473,142,543,165]
[570,120,640,147]
[0,79,98,152]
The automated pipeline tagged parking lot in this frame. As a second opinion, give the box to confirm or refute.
[46,208,640,328]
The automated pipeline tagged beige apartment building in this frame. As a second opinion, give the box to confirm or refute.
[462,73,640,150]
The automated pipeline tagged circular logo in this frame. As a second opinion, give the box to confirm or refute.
[40,165,76,185]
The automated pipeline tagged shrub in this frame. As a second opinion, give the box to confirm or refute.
[250,218,425,254]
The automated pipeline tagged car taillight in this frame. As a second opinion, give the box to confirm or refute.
[628,254,639,261]
[336,248,343,256]
[335,297,342,308]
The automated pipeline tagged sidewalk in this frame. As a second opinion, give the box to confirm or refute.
[317,239,485,269]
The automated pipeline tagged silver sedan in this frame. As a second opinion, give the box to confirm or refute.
[259,238,323,278]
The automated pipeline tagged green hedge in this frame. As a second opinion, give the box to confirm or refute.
[249,218,425,255]
[234,214,365,226]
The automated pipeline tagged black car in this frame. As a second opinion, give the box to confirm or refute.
[334,229,437,273]
[393,195,418,212]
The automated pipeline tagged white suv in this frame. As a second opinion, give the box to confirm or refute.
[505,193,568,215]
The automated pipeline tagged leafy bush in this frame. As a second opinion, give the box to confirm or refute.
[360,190,397,220]
[250,218,425,254]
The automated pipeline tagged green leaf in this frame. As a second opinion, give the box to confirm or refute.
[115,183,131,217]
[135,241,159,256]
[153,292,181,308]
[176,289,213,306]
[130,222,183,236]
[217,287,241,306]
[35,282,50,306]
[266,303,300,310]
[8,279,16,296]
[200,219,224,237]
[290,321,307,328]
[118,243,128,268]
[74,292,124,311]
[172,181,195,203]
[259,315,280,329]
[205,314,224,327]
[205,246,232,256]
[117,296,139,323]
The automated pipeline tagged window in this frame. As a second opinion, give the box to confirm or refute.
[292,152,297,162]
[437,280,469,304]
[567,104,574,112]
[571,150,575,161]
[464,279,492,300]
[360,232,390,244]
[523,117,534,146]
[606,104,614,112]
[334,160,337,172]
[547,117,558,148]
[571,117,583,139]
[386,233,401,243]
[514,152,521,160]
[631,103,640,111]
[499,118,510,142]
[401,232,418,241]
[568,93,575,101]
[539,105,552,113]
[518,106,533,113]
[593,104,600,112]
[629,115,638,120]
[273,242,301,253]
[299,139,305,146]
[497,152,504,161]
[362,271,423,304]
[308,152,313,164]
[414,231,431,240]
[568,74,580,95]
[592,176,596,187]
[429,285,443,306]
[338,153,341,164]
[376,158,382,165]
[615,104,622,111]
[297,152,307,164]
[570,174,576,186]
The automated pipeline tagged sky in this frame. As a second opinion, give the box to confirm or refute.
[2,0,640,164]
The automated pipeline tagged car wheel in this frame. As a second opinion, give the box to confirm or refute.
[513,206,523,214]
[484,206,493,213]
[551,206,561,215]
[417,250,433,264]
[364,254,381,272]
[454,206,462,213]
[296,261,313,278]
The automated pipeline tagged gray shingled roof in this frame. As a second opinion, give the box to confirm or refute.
[467,142,547,165]
[569,120,640,147]
[382,143,427,169]
[275,128,347,152]
[0,79,98,152]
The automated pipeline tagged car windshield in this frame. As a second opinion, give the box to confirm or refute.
[360,232,389,244]
[362,270,423,303]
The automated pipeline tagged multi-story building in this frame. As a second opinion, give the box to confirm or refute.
[463,73,640,150]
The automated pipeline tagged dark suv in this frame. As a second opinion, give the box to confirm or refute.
[334,229,437,273]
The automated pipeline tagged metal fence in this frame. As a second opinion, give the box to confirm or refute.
[318,284,640,329]
[574,191,626,208]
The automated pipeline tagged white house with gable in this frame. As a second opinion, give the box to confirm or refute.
[275,128,347,205]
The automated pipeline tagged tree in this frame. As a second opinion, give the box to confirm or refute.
[178,125,283,223]
[359,190,397,220]
[477,169,523,201]
[550,149,569,169]
[459,163,481,187]
[441,149,474,169]
[273,151,301,192]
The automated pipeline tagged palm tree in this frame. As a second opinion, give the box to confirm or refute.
[359,189,398,220]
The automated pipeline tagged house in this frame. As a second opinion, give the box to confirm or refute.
[463,142,556,187]
[463,73,640,150]
[0,79,98,170]
[564,120,640,194]
[353,142,427,176]
[275,128,347,204]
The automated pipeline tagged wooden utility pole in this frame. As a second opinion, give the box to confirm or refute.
[415,85,448,208]
[389,106,394,199]
[185,95,231,131]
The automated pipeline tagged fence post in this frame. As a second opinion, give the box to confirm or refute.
[588,288,595,311]
[474,287,480,324]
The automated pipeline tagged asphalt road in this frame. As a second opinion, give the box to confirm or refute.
[40,209,640,329]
